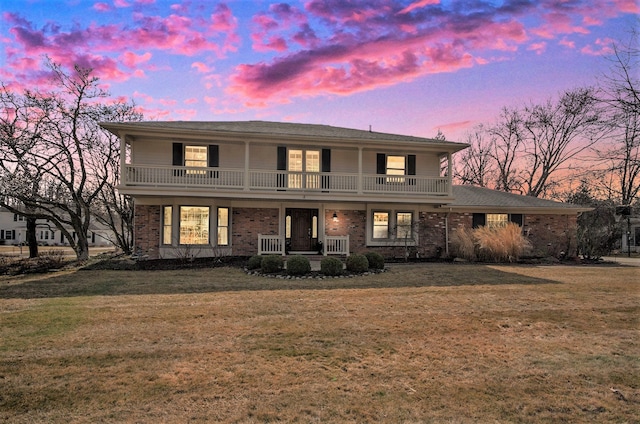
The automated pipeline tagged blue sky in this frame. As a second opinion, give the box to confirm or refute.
[1,0,637,141]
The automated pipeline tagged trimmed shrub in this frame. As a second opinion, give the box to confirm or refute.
[346,253,369,273]
[320,257,343,276]
[287,255,311,275]
[247,255,263,270]
[261,255,284,273]
[364,251,384,270]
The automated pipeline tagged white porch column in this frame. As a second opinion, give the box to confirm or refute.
[358,147,363,194]
[120,133,127,185]
[244,141,250,191]
[447,152,453,196]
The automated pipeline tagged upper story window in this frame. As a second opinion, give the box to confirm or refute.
[386,156,406,182]
[185,146,207,168]
[172,143,219,175]
[288,149,320,189]
[377,153,416,184]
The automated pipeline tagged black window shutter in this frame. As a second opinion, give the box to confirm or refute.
[321,148,331,190]
[1,230,4,239]
[407,154,416,186]
[322,149,331,172]
[407,155,416,175]
[13,214,17,221]
[277,146,287,189]
[472,213,486,228]
[208,145,219,167]
[510,214,523,226]
[277,146,287,170]
[376,153,386,174]
[172,143,183,166]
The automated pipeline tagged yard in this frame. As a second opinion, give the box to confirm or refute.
[0,263,638,423]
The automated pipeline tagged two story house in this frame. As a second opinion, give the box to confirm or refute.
[101,121,588,260]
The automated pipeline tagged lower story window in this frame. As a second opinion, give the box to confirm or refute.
[486,213,509,228]
[217,207,229,246]
[163,206,172,245]
[396,212,413,239]
[180,206,209,245]
[373,212,389,239]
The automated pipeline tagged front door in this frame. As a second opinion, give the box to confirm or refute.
[287,208,318,252]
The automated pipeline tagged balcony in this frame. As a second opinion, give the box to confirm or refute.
[122,164,452,199]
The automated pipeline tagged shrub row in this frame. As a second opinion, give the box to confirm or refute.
[246,252,385,276]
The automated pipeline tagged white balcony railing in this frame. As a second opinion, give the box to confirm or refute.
[123,165,450,196]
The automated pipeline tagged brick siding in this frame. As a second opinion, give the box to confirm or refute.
[232,208,280,256]
[134,204,161,259]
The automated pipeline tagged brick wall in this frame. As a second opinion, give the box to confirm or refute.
[524,214,578,257]
[232,208,280,256]
[448,212,578,258]
[324,209,366,254]
[134,204,161,259]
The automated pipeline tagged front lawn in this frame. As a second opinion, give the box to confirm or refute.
[1,264,638,423]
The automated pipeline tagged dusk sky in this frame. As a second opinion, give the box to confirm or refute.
[1,0,637,141]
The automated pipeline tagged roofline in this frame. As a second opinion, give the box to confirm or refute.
[100,122,469,153]
[439,205,593,214]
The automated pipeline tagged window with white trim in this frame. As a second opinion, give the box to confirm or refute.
[163,206,173,245]
[373,212,389,239]
[396,212,414,239]
[179,206,209,245]
[386,155,406,182]
[185,145,207,174]
[486,213,509,228]
[217,207,229,246]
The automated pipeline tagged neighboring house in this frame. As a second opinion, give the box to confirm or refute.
[100,121,589,260]
[620,213,640,253]
[0,207,115,247]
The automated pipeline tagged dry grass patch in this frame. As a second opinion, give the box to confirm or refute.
[0,264,638,423]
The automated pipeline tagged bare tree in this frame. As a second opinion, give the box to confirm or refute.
[593,33,640,206]
[456,88,604,198]
[454,125,497,187]
[0,60,141,260]
[488,107,524,193]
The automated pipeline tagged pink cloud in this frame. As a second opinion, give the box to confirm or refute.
[158,98,177,106]
[93,2,111,12]
[435,120,473,135]
[398,0,440,15]
[191,61,212,73]
[581,37,615,56]
[114,0,130,8]
[184,97,198,105]
[528,42,547,55]
[559,38,576,49]
[228,0,629,105]
[122,51,152,68]
[1,4,240,89]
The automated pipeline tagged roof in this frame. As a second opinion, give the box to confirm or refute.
[450,185,592,212]
[101,120,467,149]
